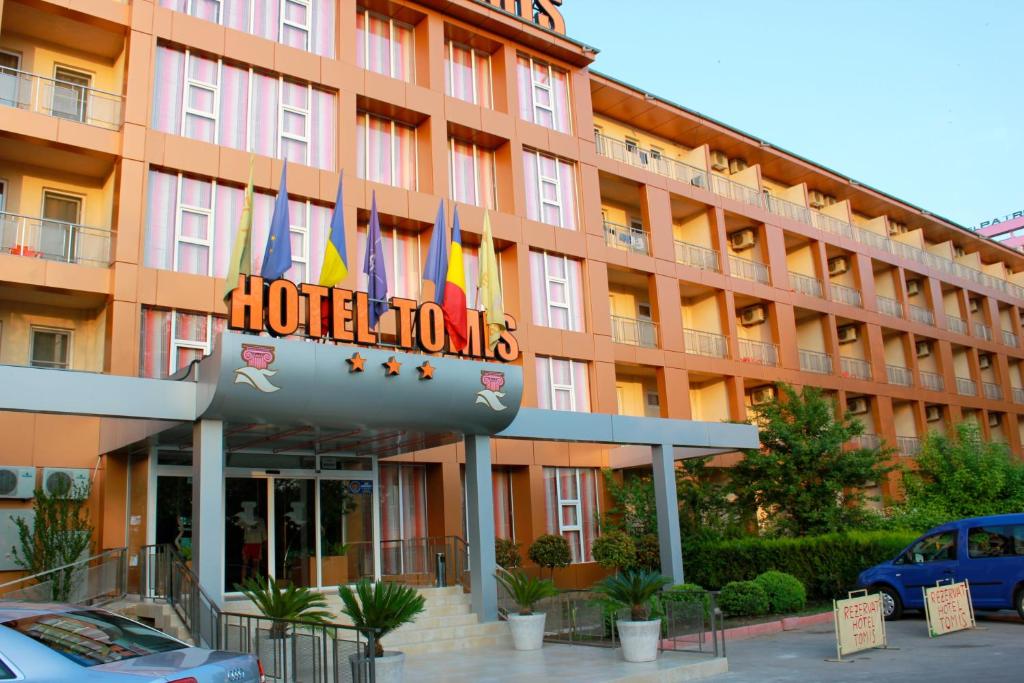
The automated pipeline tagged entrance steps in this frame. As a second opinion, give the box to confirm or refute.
[110,599,194,644]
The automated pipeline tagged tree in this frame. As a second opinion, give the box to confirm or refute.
[730,383,892,536]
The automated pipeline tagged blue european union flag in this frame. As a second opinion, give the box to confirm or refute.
[260,162,292,281]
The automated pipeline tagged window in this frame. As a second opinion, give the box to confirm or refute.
[0,51,21,108]
[460,467,515,542]
[30,327,71,369]
[529,251,584,331]
[182,51,219,142]
[968,525,1024,558]
[0,178,6,212]
[522,149,577,229]
[355,225,421,300]
[357,113,417,190]
[40,191,82,262]
[379,464,428,574]
[516,54,571,133]
[357,9,414,82]
[281,0,312,51]
[535,356,589,412]
[139,308,226,378]
[445,41,492,107]
[543,467,599,563]
[899,531,957,564]
[449,139,496,209]
[51,66,91,123]
[0,656,16,680]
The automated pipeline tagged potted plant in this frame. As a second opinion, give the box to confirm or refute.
[338,578,426,683]
[527,534,572,580]
[495,538,522,569]
[496,571,558,651]
[237,576,332,676]
[594,570,671,663]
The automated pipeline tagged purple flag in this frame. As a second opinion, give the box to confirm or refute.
[363,192,389,329]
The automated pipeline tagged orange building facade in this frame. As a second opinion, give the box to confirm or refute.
[1,0,1023,586]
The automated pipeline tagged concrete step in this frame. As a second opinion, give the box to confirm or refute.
[127,602,194,644]
[391,612,479,632]
[387,621,507,647]
[396,631,512,655]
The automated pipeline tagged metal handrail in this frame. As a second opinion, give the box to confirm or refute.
[789,272,823,298]
[956,376,977,396]
[1002,329,1019,348]
[603,220,650,255]
[853,433,882,449]
[594,133,709,188]
[909,304,935,326]
[764,194,811,224]
[919,370,945,391]
[710,174,762,208]
[810,211,855,239]
[0,210,113,266]
[674,240,720,271]
[610,314,658,348]
[0,67,124,130]
[830,282,863,307]
[974,321,993,341]
[0,546,127,605]
[737,338,779,366]
[886,364,914,387]
[729,254,770,284]
[840,357,872,380]
[946,315,968,335]
[876,295,903,318]
[798,348,832,374]
[1012,387,1024,404]
[983,382,1003,401]
[683,328,729,358]
[896,436,922,457]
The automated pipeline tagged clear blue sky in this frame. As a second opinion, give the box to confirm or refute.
[560,0,1023,228]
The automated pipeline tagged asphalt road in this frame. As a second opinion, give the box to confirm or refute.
[716,613,1022,683]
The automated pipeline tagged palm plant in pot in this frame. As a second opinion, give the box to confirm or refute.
[594,570,671,662]
[496,570,558,650]
[237,576,332,677]
[339,579,426,683]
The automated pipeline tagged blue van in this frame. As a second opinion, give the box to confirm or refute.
[857,513,1024,620]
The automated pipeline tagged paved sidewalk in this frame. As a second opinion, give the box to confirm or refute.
[716,613,1022,683]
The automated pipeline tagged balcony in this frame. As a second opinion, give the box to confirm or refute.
[0,211,111,267]
[876,295,903,318]
[738,338,779,366]
[674,241,720,272]
[956,377,977,396]
[946,315,968,335]
[1013,387,1024,404]
[973,322,993,342]
[594,133,709,188]
[829,282,863,307]
[919,370,945,392]
[886,365,914,387]
[604,221,650,255]
[789,272,823,298]
[854,433,882,450]
[610,315,658,348]
[983,382,1003,401]
[840,357,872,380]
[0,69,123,130]
[896,436,922,457]
[764,194,811,224]
[799,349,833,374]
[709,174,762,209]
[729,255,770,285]
[909,304,935,326]
[1002,329,1018,348]
[810,211,855,240]
[683,328,728,358]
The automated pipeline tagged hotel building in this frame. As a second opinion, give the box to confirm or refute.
[0,0,1021,607]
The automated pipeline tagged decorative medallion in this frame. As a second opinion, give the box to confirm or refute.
[476,370,507,411]
[235,344,280,393]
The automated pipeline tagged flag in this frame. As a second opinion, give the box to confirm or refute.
[260,161,292,281]
[478,210,506,351]
[318,171,348,287]
[442,207,468,351]
[363,192,389,329]
[224,156,255,301]
[422,199,448,304]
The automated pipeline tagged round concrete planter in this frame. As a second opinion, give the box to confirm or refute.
[350,651,406,683]
[616,619,661,663]
[507,612,546,651]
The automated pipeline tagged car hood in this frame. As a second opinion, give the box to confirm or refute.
[92,648,242,677]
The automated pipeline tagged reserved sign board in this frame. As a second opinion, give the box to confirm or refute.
[833,592,887,659]
[924,581,975,638]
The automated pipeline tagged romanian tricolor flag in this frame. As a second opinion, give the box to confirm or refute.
[318,172,348,288]
[442,208,468,351]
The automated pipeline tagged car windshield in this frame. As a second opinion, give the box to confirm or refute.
[4,610,187,667]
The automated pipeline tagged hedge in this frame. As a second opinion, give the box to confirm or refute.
[718,580,770,617]
[684,531,919,601]
[754,571,806,613]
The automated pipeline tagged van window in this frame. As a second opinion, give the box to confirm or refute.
[901,531,956,564]
[968,525,1024,558]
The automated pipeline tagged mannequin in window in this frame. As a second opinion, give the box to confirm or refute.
[234,501,266,581]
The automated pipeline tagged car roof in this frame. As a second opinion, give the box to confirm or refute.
[0,602,97,624]
[928,512,1024,533]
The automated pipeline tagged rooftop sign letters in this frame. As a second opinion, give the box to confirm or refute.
[228,275,520,363]
[483,0,566,34]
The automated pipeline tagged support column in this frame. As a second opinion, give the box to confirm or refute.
[192,419,225,606]
[651,444,684,585]
[464,434,498,622]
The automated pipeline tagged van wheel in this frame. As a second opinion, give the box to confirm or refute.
[1016,588,1024,620]
[876,585,903,621]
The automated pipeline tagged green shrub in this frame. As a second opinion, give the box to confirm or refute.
[528,534,572,577]
[754,571,806,613]
[683,530,919,601]
[662,583,711,622]
[495,538,522,569]
[634,534,661,572]
[718,580,770,617]
[592,530,637,570]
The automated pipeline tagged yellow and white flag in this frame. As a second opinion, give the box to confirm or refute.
[477,211,506,351]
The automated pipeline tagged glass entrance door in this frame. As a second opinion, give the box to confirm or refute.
[319,480,375,585]
[273,478,316,588]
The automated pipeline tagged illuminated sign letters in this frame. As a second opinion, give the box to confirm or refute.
[483,0,566,34]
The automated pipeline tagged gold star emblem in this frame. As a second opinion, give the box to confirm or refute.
[417,361,435,380]
[383,357,402,376]
[347,353,366,372]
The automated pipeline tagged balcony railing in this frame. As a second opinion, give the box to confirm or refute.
[710,174,763,209]
[853,433,882,450]
[0,68,123,130]
[594,133,709,188]
[764,194,812,224]
[956,377,977,396]
[909,304,935,326]
[886,365,914,387]
[789,272,823,298]
[840,357,872,380]
[674,241,720,272]
[799,349,833,374]
[610,315,658,348]
[973,321,993,342]
[1013,387,1024,404]
[0,211,112,267]
[1002,329,1018,348]
[604,221,650,255]
[876,295,903,318]
[946,315,968,335]
[829,282,863,307]
[919,370,945,392]
[683,328,729,358]
[983,382,1003,401]
[810,211,855,240]
[896,436,922,457]
[729,255,771,284]
[738,338,779,366]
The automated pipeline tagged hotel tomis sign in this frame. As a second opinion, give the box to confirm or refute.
[483,0,566,34]
[228,275,521,363]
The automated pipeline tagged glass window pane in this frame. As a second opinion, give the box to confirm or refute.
[560,505,578,527]
[285,0,308,25]
[176,242,209,274]
[549,306,568,329]
[225,477,269,591]
[175,312,208,342]
[553,388,572,411]
[174,346,203,371]
[283,109,306,136]
[282,137,308,165]
[188,85,214,113]
[562,530,581,563]
[179,210,208,240]
[184,113,215,142]
[320,479,375,585]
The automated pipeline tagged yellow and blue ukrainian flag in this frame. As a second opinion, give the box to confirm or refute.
[318,171,348,288]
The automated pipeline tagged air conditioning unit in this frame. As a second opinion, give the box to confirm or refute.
[750,386,776,405]
[969,298,980,313]
[888,221,908,236]
[710,150,729,172]
[729,229,756,251]
[988,413,1002,428]
[925,405,942,422]
[41,468,90,499]
[837,325,859,344]
[828,256,849,276]
[808,190,826,209]
[0,467,35,500]
[740,305,767,326]
[915,340,931,358]
[906,279,921,296]
[824,194,837,206]
[953,245,966,258]
[846,397,869,415]
[979,354,991,370]
[728,158,748,175]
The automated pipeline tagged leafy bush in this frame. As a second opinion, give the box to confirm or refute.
[718,580,770,617]
[591,530,636,570]
[683,530,919,601]
[496,571,558,615]
[13,484,94,602]
[662,583,711,622]
[634,535,661,572]
[495,538,522,569]
[528,534,572,577]
[754,571,806,613]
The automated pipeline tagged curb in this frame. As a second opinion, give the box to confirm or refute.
[723,610,833,642]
